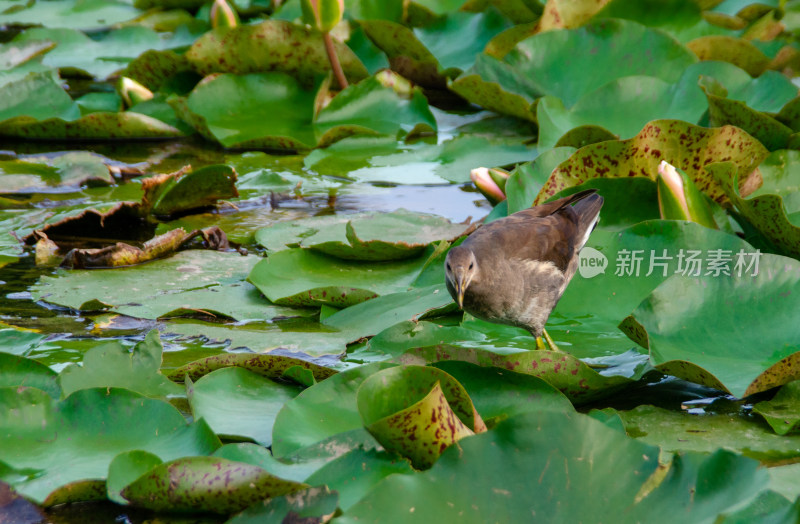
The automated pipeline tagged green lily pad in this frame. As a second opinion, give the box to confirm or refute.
[106,450,162,505]
[58,329,183,399]
[0,110,184,139]
[228,486,339,523]
[271,362,394,459]
[0,353,59,398]
[172,72,318,150]
[12,27,190,80]
[31,250,307,322]
[248,247,430,307]
[123,49,195,92]
[322,284,454,343]
[303,449,414,511]
[0,386,220,504]
[0,72,75,123]
[0,0,142,30]
[314,71,437,144]
[536,61,796,151]
[361,10,508,86]
[161,320,353,359]
[623,254,800,398]
[0,328,47,357]
[753,381,800,436]
[167,352,337,383]
[144,164,238,216]
[339,410,768,522]
[537,119,769,205]
[718,490,800,524]
[255,210,469,261]
[620,404,800,462]
[187,367,303,446]
[121,456,307,513]
[450,19,697,119]
[345,134,535,184]
[432,360,574,424]
[186,20,368,86]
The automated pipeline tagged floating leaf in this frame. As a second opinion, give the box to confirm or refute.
[450,19,697,118]
[687,35,771,76]
[168,352,336,383]
[121,456,307,513]
[303,449,414,511]
[537,119,768,204]
[228,486,339,523]
[31,250,303,321]
[106,450,162,505]
[711,157,800,259]
[271,362,394,459]
[0,387,220,503]
[398,345,645,404]
[620,405,800,462]
[0,151,114,195]
[357,365,484,469]
[187,367,303,446]
[0,0,142,30]
[248,247,430,307]
[322,284,454,343]
[186,20,368,86]
[0,353,59,398]
[256,209,468,261]
[623,254,800,398]
[339,411,767,522]
[142,164,238,216]
[753,381,800,436]
[58,329,182,399]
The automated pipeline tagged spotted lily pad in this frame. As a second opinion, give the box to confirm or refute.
[357,365,483,469]
[711,157,800,259]
[120,456,308,513]
[536,119,768,205]
[254,209,470,260]
[397,345,646,404]
[622,254,800,398]
[167,352,336,383]
[753,381,800,436]
[186,20,368,86]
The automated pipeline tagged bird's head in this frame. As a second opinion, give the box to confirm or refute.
[444,246,478,309]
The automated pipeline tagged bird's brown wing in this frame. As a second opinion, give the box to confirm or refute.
[464,210,579,272]
[464,189,600,272]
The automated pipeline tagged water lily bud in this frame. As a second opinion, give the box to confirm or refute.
[487,167,510,193]
[471,167,506,205]
[301,0,345,33]
[657,160,717,229]
[210,0,239,29]
[117,77,153,108]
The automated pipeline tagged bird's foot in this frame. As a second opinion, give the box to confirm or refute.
[534,329,563,352]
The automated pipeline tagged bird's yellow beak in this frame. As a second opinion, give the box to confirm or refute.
[455,276,465,309]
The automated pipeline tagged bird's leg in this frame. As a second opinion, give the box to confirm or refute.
[533,329,562,352]
[542,328,562,352]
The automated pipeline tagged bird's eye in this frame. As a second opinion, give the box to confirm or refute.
[468,262,474,270]
[446,263,451,271]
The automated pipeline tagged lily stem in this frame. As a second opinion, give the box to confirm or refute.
[323,32,348,90]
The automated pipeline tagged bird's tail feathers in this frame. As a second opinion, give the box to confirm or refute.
[572,193,604,250]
